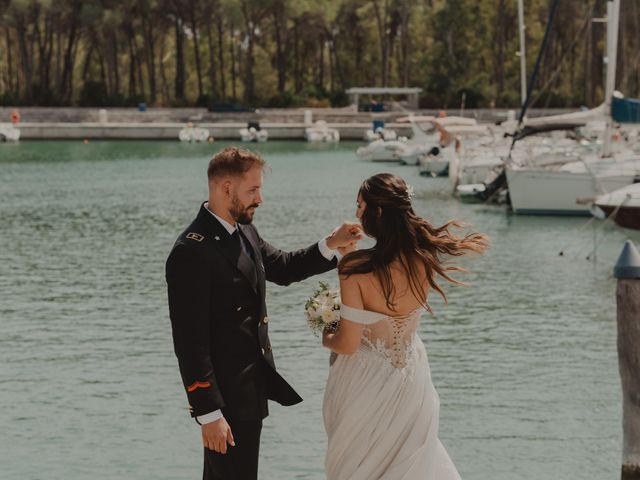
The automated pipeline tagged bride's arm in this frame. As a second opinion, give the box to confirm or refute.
[322,275,364,355]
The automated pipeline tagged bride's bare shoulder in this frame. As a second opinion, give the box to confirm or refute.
[338,251,371,276]
[340,250,372,266]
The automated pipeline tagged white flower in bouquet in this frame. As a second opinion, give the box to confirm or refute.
[305,281,340,336]
[321,306,338,324]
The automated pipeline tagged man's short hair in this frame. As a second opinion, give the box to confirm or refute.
[207,147,266,180]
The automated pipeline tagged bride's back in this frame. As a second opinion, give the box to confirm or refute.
[355,259,428,316]
[346,260,428,369]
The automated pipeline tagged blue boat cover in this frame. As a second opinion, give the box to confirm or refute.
[612,97,640,123]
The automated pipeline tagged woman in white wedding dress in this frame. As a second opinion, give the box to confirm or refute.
[322,173,488,480]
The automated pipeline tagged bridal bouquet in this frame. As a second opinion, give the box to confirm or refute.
[305,281,340,336]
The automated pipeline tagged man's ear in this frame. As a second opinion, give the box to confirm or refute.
[221,179,233,197]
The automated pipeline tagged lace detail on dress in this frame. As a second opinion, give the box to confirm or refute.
[359,333,418,380]
[339,303,423,375]
[358,316,421,383]
[361,323,416,368]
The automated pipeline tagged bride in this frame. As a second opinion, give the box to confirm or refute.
[322,173,488,480]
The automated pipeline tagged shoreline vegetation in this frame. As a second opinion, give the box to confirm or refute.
[1,1,639,111]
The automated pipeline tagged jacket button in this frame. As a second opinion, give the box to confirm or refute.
[262,316,269,324]
[261,348,265,355]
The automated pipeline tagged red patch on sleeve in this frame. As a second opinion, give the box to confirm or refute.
[186,381,211,392]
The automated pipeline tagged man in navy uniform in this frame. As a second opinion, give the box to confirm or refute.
[166,147,360,479]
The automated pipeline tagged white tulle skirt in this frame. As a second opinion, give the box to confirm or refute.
[322,336,461,480]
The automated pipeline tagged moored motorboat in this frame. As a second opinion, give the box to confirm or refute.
[418,143,457,177]
[179,123,210,142]
[593,183,640,230]
[363,125,398,142]
[305,120,340,142]
[239,122,268,142]
[0,124,20,142]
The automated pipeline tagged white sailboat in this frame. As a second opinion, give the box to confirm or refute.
[507,152,640,215]
[505,0,640,215]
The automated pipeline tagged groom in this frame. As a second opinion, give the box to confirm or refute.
[166,146,360,480]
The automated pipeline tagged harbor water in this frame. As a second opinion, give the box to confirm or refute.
[0,140,631,479]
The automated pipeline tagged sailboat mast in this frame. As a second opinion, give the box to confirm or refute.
[602,0,620,158]
[517,0,527,108]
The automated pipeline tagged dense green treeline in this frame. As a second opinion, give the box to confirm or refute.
[1,0,639,109]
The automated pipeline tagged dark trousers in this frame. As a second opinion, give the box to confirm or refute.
[203,419,263,480]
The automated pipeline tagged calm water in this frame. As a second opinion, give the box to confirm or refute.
[0,140,633,479]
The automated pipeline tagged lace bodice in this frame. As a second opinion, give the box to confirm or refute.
[340,304,422,369]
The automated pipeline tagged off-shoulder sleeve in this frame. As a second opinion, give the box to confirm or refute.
[339,304,388,325]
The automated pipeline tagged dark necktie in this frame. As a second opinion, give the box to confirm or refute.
[233,229,254,264]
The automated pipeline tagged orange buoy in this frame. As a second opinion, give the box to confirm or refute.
[11,109,20,125]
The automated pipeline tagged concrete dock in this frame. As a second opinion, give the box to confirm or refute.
[14,121,411,140]
[0,106,575,141]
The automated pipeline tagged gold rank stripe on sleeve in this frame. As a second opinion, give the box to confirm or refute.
[186,380,211,392]
[186,232,204,242]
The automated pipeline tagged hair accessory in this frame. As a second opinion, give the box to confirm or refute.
[406,184,415,199]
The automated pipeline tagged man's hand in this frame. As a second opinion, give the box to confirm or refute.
[337,241,357,256]
[202,417,235,454]
[326,222,363,250]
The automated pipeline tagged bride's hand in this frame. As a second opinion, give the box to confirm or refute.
[326,222,363,250]
[322,328,333,347]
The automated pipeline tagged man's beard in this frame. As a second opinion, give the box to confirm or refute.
[230,195,258,224]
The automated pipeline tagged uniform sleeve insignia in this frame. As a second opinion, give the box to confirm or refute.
[187,381,211,392]
[186,232,204,242]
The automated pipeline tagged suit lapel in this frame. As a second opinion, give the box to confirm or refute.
[197,204,258,293]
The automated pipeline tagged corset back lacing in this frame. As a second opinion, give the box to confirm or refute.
[339,304,423,370]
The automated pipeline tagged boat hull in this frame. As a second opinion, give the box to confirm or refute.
[506,168,634,215]
[597,205,640,230]
[0,124,20,141]
[419,158,449,176]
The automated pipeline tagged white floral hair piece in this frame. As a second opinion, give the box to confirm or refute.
[406,184,415,199]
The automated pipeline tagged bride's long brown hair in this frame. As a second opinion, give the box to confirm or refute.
[339,173,489,312]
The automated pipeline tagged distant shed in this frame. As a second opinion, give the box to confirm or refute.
[345,87,423,110]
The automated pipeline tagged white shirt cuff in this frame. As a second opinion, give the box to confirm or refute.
[318,238,343,261]
[197,409,223,425]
